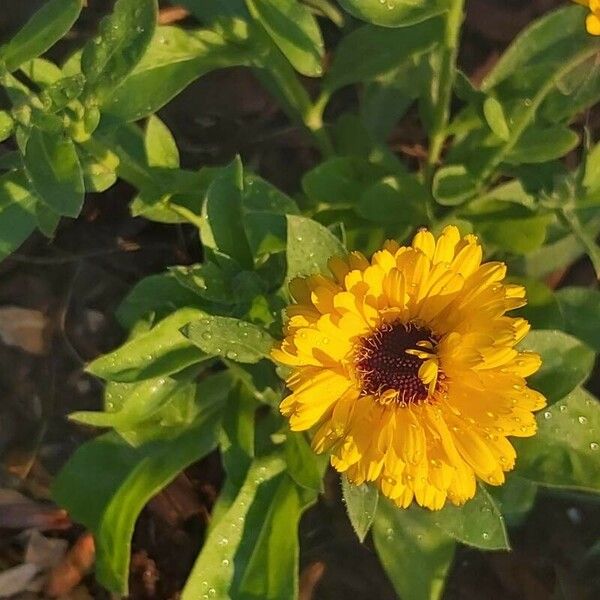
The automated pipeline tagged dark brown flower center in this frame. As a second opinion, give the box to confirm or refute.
[355,321,438,405]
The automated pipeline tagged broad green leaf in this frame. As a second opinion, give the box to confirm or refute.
[324,20,440,92]
[0,112,14,142]
[24,129,84,218]
[78,147,117,193]
[35,203,61,238]
[87,308,208,382]
[482,97,509,141]
[373,499,455,600]
[115,272,203,329]
[144,115,179,168]
[177,0,249,23]
[52,394,224,594]
[0,172,37,260]
[103,26,250,121]
[183,316,275,364]
[432,165,478,206]
[515,387,600,493]
[170,263,233,303]
[341,477,379,543]
[505,126,580,165]
[337,0,448,28]
[0,0,82,72]
[488,476,537,527]
[201,157,254,270]
[181,455,287,600]
[357,175,428,225]
[434,485,510,551]
[519,330,595,405]
[555,287,600,352]
[510,277,563,331]
[246,0,324,77]
[302,157,387,206]
[286,215,345,281]
[19,58,63,86]
[285,432,326,492]
[82,0,157,102]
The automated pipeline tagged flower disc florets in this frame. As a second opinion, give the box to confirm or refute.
[273,226,546,510]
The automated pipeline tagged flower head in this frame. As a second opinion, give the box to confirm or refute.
[574,0,600,34]
[273,226,546,510]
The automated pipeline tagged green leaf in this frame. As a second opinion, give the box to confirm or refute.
[181,455,287,600]
[482,97,510,141]
[0,111,14,142]
[87,308,208,382]
[246,0,324,77]
[505,126,580,165]
[432,165,478,206]
[102,26,250,122]
[519,330,595,405]
[52,394,224,594]
[35,203,61,238]
[0,0,82,72]
[341,477,379,543]
[115,272,203,329]
[82,0,157,103]
[434,485,510,551]
[144,115,179,168]
[183,316,275,364]
[555,287,600,352]
[286,215,345,281]
[0,172,37,260]
[357,175,428,225]
[337,0,449,28]
[373,499,455,600]
[510,277,563,331]
[583,142,600,193]
[24,130,84,218]
[487,476,537,527]
[201,157,254,270]
[324,19,441,92]
[515,387,600,493]
[284,432,326,492]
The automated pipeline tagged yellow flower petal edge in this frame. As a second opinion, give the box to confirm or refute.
[573,0,600,35]
[273,226,546,510]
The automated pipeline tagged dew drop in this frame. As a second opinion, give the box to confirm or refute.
[482,532,490,540]
[559,404,567,412]
[543,411,552,420]
[222,559,230,567]
[208,589,216,598]
[590,442,599,451]
[578,416,588,425]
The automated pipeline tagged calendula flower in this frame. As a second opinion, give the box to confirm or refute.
[273,226,546,510]
[574,0,600,35]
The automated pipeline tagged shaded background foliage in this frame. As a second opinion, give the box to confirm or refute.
[0,1,599,599]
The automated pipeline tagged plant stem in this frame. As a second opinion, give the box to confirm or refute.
[426,0,465,172]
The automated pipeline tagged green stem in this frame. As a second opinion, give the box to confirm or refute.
[559,206,600,279]
[304,90,334,158]
[426,0,465,173]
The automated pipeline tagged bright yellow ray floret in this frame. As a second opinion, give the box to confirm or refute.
[273,226,546,510]
[574,0,600,34]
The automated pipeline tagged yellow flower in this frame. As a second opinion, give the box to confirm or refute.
[273,226,546,510]
[574,0,600,35]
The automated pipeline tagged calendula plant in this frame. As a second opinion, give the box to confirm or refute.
[2,0,600,597]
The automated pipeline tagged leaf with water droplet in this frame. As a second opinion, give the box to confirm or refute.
[514,387,600,493]
[342,476,379,542]
[183,315,275,364]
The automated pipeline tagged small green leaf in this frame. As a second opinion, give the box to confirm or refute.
[515,387,600,493]
[555,287,600,352]
[285,432,326,492]
[183,316,275,364]
[0,111,14,142]
[87,308,208,382]
[583,142,600,193]
[337,0,449,28]
[181,455,287,600]
[115,272,203,329]
[246,0,324,77]
[483,97,510,141]
[201,157,254,270]
[52,396,224,594]
[324,20,440,92]
[0,172,37,260]
[24,130,84,218]
[505,126,580,165]
[82,0,157,102]
[373,499,455,600]
[286,215,345,281]
[342,476,379,543]
[519,330,595,405]
[144,115,179,168]
[432,165,478,206]
[0,0,83,72]
[434,485,510,551]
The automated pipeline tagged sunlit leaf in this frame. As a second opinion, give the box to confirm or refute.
[342,476,379,542]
